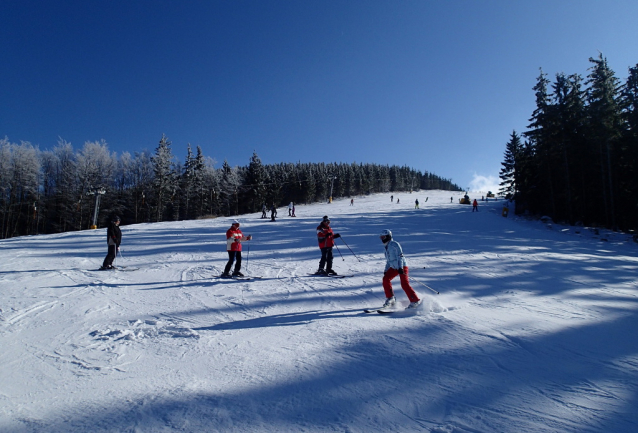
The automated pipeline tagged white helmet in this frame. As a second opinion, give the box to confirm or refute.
[379,229,392,237]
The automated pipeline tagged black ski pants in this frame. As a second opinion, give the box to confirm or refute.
[224,250,242,274]
[319,247,333,271]
[103,244,117,268]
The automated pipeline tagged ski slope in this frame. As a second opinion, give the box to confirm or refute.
[1,191,637,433]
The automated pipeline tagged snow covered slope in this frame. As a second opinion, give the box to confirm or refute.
[1,191,637,432]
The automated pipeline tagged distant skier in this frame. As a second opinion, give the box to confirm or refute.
[271,204,277,221]
[261,204,267,219]
[316,215,340,275]
[221,219,252,277]
[350,198,354,206]
[473,199,479,212]
[391,195,394,203]
[379,229,421,309]
[396,198,400,204]
[291,203,296,217]
[100,215,121,270]
[415,199,419,209]
[288,202,293,216]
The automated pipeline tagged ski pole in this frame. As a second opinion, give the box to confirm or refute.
[410,275,440,294]
[333,243,345,261]
[339,237,362,262]
[116,248,123,267]
[245,244,250,271]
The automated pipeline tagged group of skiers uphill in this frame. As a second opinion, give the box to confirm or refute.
[217,214,421,309]
[102,214,422,309]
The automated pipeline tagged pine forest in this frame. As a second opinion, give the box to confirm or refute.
[0,135,460,239]
[499,54,638,232]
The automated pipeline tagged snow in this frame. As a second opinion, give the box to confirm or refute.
[1,191,637,433]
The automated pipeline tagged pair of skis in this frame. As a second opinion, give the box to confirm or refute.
[97,266,138,272]
[216,275,262,281]
[363,308,402,314]
[364,300,422,314]
[308,273,349,279]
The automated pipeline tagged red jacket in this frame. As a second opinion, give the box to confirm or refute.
[317,223,335,248]
[226,227,246,252]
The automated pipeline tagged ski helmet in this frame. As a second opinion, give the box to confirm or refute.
[379,229,392,243]
[322,215,330,223]
[112,215,121,223]
[232,219,240,225]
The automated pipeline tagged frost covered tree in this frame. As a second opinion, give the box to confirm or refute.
[219,159,242,216]
[244,151,268,212]
[131,150,153,223]
[151,134,177,222]
[75,140,115,229]
[0,141,41,237]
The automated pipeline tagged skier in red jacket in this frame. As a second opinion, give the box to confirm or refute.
[221,220,252,277]
[316,215,340,275]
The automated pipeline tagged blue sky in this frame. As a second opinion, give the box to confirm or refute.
[2,1,637,192]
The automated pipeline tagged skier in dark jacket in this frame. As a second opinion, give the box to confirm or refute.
[101,216,122,270]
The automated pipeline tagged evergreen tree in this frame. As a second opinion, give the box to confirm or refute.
[151,134,177,222]
[586,54,623,228]
[549,72,588,224]
[191,146,208,218]
[619,64,638,229]
[524,69,555,217]
[180,144,195,220]
[499,130,522,200]
[245,151,268,212]
[220,159,242,216]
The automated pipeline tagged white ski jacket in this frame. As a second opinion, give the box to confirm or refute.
[383,239,407,271]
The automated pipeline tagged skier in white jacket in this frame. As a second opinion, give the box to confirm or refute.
[379,229,421,309]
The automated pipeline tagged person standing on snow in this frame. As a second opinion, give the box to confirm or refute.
[316,215,340,275]
[101,215,122,270]
[415,199,419,209]
[288,202,293,216]
[472,199,479,212]
[379,229,421,309]
[221,219,252,277]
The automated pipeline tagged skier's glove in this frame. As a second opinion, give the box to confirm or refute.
[397,268,404,275]
[333,233,341,239]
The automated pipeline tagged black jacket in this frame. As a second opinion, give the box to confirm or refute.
[106,222,122,247]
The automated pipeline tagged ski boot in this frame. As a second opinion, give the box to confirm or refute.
[383,296,396,307]
[406,299,422,309]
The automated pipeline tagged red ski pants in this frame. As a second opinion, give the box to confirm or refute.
[382,266,420,303]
